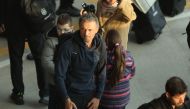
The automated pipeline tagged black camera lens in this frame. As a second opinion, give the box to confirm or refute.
[81,3,87,8]
[81,3,95,14]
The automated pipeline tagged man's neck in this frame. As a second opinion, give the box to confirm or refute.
[85,41,92,48]
[172,105,175,109]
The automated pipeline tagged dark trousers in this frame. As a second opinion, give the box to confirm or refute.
[48,85,60,109]
[60,0,74,8]
[7,32,48,98]
[65,91,94,109]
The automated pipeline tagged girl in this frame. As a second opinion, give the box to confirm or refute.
[100,29,136,109]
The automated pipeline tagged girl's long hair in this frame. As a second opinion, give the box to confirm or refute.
[106,29,125,87]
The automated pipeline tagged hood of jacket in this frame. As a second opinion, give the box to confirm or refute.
[47,26,58,38]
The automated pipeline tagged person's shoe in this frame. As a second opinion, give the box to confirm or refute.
[26,53,33,60]
[56,6,80,17]
[10,92,24,105]
[39,96,49,105]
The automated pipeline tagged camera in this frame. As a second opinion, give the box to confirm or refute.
[81,3,95,14]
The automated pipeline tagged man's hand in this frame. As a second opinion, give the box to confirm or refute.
[87,97,100,109]
[0,24,5,33]
[65,98,77,109]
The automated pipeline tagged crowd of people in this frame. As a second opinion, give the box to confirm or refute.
[0,0,190,109]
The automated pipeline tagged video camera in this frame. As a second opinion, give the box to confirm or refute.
[81,3,95,14]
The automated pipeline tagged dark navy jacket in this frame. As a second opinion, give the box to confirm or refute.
[55,31,107,101]
[138,94,190,109]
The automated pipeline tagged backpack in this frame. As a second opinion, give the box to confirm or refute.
[21,0,56,33]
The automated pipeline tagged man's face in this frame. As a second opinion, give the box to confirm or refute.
[57,23,73,36]
[104,0,117,5]
[167,92,187,108]
[80,20,98,45]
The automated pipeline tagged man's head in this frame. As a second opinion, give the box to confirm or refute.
[57,13,73,36]
[79,13,99,47]
[165,76,187,108]
[103,0,118,5]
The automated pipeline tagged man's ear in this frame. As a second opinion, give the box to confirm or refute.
[96,27,99,33]
[165,92,170,98]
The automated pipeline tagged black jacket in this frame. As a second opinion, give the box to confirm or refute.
[0,0,56,36]
[0,0,27,36]
[138,94,190,109]
[55,31,107,101]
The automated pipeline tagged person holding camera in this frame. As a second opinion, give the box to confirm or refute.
[80,3,96,15]
[96,0,136,49]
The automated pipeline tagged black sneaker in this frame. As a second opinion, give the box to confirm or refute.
[56,6,80,17]
[39,96,49,105]
[10,92,24,105]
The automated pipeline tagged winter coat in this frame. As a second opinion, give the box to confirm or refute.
[41,27,73,85]
[55,31,107,101]
[41,27,58,85]
[96,0,136,49]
